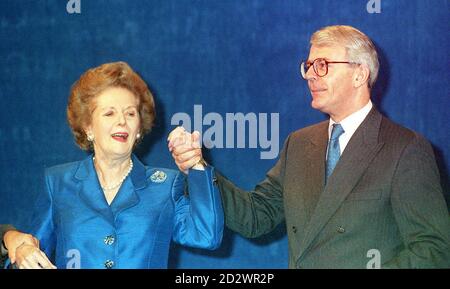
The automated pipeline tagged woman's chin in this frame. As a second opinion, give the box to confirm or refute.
[99,148,133,159]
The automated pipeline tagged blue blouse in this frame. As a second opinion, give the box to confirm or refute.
[29,154,223,269]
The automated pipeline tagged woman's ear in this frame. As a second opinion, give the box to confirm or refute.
[84,126,94,142]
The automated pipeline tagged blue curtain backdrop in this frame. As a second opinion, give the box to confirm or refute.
[0,0,448,268]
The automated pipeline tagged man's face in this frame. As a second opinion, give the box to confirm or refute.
[305,45,356,117]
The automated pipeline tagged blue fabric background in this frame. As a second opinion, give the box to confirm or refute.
[0,0,448,268]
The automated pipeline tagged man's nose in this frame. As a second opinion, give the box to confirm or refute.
[305,65,317,81]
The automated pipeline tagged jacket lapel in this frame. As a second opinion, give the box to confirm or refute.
[299,108,385,258]
[301,121,328,222]
[110,154,146,217]
[75,154,146,223]
[75,155,114,223]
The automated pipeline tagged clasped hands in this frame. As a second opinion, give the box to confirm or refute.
[168,126,206,174]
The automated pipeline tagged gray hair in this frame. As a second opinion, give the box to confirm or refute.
[310,25,379,88]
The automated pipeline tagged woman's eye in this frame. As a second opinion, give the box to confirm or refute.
[127,111,137,117]
[104,111,114,116]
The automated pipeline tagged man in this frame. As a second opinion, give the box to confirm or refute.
[168,25,450,268]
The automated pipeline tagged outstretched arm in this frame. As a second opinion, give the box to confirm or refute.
[171,169,224,250]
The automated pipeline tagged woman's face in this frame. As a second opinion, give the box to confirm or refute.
[86,87,140,160]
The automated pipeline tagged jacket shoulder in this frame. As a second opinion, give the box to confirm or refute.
[45,160,81,178]
[379,116,431,149]
[288,120,328,143]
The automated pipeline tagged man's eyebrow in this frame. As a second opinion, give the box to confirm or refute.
[306,57,324,63]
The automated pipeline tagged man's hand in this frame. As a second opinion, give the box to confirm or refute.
[168,126,204,174]
[15,244,56,269]
[3,230,39,264]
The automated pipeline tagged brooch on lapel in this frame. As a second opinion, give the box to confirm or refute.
[150,170,167,183]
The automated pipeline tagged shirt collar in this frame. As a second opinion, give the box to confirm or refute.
[328,100,373,139]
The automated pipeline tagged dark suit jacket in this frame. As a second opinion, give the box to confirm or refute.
[217,107,450,268]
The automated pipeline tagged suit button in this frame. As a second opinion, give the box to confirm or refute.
[212,177,218,186]
[104,260,114,269]
[104,235,115,245]
[337,226,345,233]
[292,226,297,233]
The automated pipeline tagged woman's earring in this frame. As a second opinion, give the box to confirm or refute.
[137,133,141,139]
[87,134,94,142]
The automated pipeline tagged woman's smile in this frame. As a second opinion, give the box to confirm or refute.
[111,132,129,143]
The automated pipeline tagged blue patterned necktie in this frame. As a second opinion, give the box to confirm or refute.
[326,123,345,182]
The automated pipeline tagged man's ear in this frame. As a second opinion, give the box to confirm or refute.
[353,64,370,88]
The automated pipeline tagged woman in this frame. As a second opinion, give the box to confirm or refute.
[16,62,223,269]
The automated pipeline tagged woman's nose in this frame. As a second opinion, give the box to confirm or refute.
[118,113,126,125]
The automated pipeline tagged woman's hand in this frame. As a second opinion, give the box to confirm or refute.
[168,127,204,174]
[3,230,56,269]
[3,230,39,264]
[15,244,56,269]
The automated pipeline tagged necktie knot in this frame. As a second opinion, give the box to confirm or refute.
[330,123,344,140]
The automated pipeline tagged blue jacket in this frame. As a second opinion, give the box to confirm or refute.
[30,155,223,269]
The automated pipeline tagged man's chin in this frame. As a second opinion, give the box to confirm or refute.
[311,100,332,116]
[311,99,324,111]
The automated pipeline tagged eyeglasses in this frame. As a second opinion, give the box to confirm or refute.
[300,58,356,79]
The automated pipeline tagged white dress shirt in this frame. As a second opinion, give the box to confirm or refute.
[327,100,373,157]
